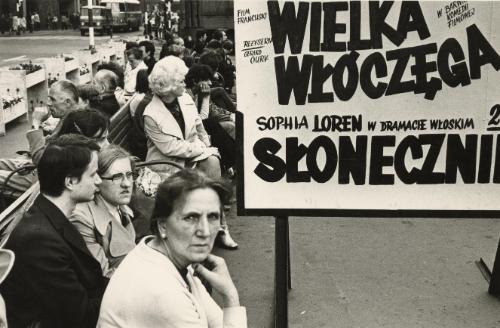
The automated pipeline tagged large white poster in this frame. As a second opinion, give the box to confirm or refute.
[235,1,500,214]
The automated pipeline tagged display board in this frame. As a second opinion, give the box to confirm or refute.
[234,1,500,216]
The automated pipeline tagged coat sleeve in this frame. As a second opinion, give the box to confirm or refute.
[15,229,103,328]
[195,114,211,147]
[70,207,111,277]
[143,115,207,159]
[26,129,46,165]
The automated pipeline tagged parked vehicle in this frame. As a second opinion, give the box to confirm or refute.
[80,5,112,36]
[100,0,141,32]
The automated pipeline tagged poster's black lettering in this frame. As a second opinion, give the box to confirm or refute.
[253,134,500,185]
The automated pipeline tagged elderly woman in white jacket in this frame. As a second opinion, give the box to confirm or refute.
[143,55,221,179]
[97,169,246,328]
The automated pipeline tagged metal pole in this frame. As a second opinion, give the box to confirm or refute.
[275,216,290,328]
[88,0,95,49]
[22,0,27,23]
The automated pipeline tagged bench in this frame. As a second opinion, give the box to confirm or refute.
[109,94,149,161]
[108,99,134,151]
[0,96,169,244]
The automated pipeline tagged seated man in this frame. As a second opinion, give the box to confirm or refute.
[71,145,136,278]
[0,80,79,195]
[93,69,121,118]
[97,62,126,107]
[0,134,107,328]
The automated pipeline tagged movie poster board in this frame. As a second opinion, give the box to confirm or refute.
[234,1,500,216]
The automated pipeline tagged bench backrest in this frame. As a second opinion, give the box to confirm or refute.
[0,183,39,247]
[109,99,134,150]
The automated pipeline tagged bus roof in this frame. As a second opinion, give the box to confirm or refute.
[100,0,140,4]
[81,5,107,9]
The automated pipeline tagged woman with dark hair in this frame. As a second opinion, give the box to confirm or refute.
[185,64,237,173]
[98,169,246,328]
[185,64,235,139]
[58,108,110,148]
[77,84,101,109]
[199,50,230,91]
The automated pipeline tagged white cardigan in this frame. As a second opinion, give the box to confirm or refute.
[97,237,247,328]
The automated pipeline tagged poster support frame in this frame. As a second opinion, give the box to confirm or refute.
[487,236,500,296]
[275,215,291,328]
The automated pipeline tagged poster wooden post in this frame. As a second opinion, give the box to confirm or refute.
[488,236,500,296]
[275,216,291,328]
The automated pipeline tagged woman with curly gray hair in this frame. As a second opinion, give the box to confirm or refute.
[144,55,220,178]
[143,55,238,249]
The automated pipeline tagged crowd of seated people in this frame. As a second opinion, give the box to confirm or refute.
[0,28,246,327]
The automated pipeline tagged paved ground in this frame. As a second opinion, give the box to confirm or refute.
[0,29,142,63]
[1,30,500,328]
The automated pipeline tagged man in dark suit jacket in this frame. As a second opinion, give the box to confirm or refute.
[0,135,106,328]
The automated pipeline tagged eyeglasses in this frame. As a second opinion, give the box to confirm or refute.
[100,171,136,184]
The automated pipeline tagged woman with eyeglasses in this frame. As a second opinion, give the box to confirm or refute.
[71,145,136,278]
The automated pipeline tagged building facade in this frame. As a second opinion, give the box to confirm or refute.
[1,0,80,29]
[181,0,233,37]
[0,0,234,34]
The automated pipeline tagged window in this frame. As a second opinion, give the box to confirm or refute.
[129,4,140,11]
[119,3,125,12]
[104,3,118,12]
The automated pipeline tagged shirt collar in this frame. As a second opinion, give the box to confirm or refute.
[97,194,133,224]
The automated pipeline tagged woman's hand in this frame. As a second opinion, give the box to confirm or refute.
[198,81,211,97]
[193,254,240,307]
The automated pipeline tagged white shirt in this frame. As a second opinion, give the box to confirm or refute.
[124,61,148,96]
